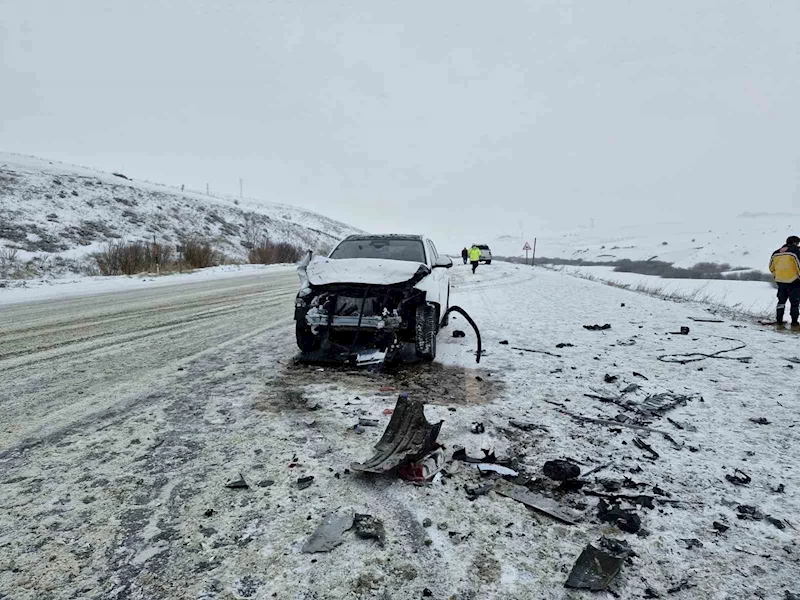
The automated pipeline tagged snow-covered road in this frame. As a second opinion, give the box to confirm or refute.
[0,262,797,599]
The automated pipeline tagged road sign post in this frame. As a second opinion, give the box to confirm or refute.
[522,241,532,265]
[532,237,537,267]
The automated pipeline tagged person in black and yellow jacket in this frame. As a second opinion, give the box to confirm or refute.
[769,235,800,328]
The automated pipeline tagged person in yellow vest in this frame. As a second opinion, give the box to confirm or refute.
[769,235,800,329]
[468,245,482,274]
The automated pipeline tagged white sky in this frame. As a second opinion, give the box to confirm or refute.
[2,1,799,252]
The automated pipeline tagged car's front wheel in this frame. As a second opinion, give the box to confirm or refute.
[415,303,438,361]
[296,321,320,353]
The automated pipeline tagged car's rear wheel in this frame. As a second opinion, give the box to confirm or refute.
[415,303,438,361]
[485,260,492,265]
[296,321,320,353]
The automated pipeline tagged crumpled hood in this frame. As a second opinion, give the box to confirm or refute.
[306,257,430,286]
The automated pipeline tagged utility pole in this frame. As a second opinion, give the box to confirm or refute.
[532,238,537,267]
[153,234,160,275]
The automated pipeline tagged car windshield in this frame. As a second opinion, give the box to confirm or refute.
[477,245,490,250]
[330,238,426,263]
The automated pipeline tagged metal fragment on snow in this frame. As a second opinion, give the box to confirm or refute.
[302,512,355,553]
[565,537,631,591]
[494,480,578,525]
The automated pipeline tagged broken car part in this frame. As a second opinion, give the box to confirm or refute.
[398,448,446,483]
[476,463,518,477]
[597,500,641,533]
[584,324,612,331]
[543,459,581,481]
[351,395,442,474]
[353,514,386,547]
[470,422,485,434]
[725,469,751,486]
[565,537,631,591]
[494,480,578,525]
[452,447,512,466]
[225,473,249,489]
[302,512,355,553]
[442,305,483,363]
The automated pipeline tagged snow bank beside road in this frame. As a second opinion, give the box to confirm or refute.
[0,263,295,306]
[560,265,776,317]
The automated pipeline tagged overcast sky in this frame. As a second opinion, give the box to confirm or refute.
[2,1,799,251]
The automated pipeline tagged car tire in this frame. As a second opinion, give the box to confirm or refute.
[415,303,438,361]
[485,260,491,265]
[296,320,319,353]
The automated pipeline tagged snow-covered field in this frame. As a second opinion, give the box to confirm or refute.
[559,265,777,318]
[1,262,798,599]
[0,153,360,272]
[487,213,799,272]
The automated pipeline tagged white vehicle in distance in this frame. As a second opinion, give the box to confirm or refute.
[295,234,452,362]
[475,244,492,264]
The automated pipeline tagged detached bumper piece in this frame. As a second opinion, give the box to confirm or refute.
[351,395,442,474]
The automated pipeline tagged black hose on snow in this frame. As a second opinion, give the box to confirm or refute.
[442,305,482,363]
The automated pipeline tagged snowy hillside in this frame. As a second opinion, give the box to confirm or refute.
[489,213,800,271]
[0,153,360,269]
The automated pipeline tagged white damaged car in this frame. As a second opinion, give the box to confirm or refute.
[295,234,452,361]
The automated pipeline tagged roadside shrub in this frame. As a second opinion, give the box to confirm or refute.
[94,240,176,275]
[248,240,303,264]
[183,239,217,268]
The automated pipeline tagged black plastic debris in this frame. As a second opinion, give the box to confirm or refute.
[749,417,771,425]
[256,479,275,488]
[766,516,787,530]
[499,340,509,345]
[297,476,315,490]
[773,483,786,494]
[453,447,512,466]
[669,327,690,335]
[712,521,729,532]
[302,512,354,553]
[465,482,495,500]
[736,505,764,521]
[452,330,466,338]
[358,418,379,427]
[351,395,443,474]
[556,343,575,348]
[633,371,649,380]
[225,473,249,489]
[354,514,386,546]
[598,500,641,533]
[604,374,619,383]
[584,324,611,331]
[543,459,581,481]
[204,508,214,518]
[633,438,660,461]
[725,469,751,486]
[495,480,578,525]
[470,422,485,434]
[565,537,631,591]
[422,589,433,597]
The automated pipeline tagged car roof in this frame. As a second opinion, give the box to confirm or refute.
[342,234,425,242]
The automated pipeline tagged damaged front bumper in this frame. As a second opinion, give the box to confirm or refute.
[304,311,403,331]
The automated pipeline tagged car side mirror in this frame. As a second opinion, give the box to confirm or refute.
[434,256,453,269]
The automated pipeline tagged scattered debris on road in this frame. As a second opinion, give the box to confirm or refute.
[470,422,485,434]
[597,499,641,533]
[749,417,771,425]
[584,324,612,331]
[565,537,631,591]
[399,448,445,483]
[658,336,752,364]
[225,473,249,489]
[669,326,691,335]
[556,342,575,348]
[297,476,315,490]
[452,330,466,338]
[726,469,752,486]
[511,346,562,357]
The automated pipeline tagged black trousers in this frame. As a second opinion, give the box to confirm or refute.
[777,281,800,321]
[471,261,479,273]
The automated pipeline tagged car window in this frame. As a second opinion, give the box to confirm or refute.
[329,239,426,263]
[426,241,438,264]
